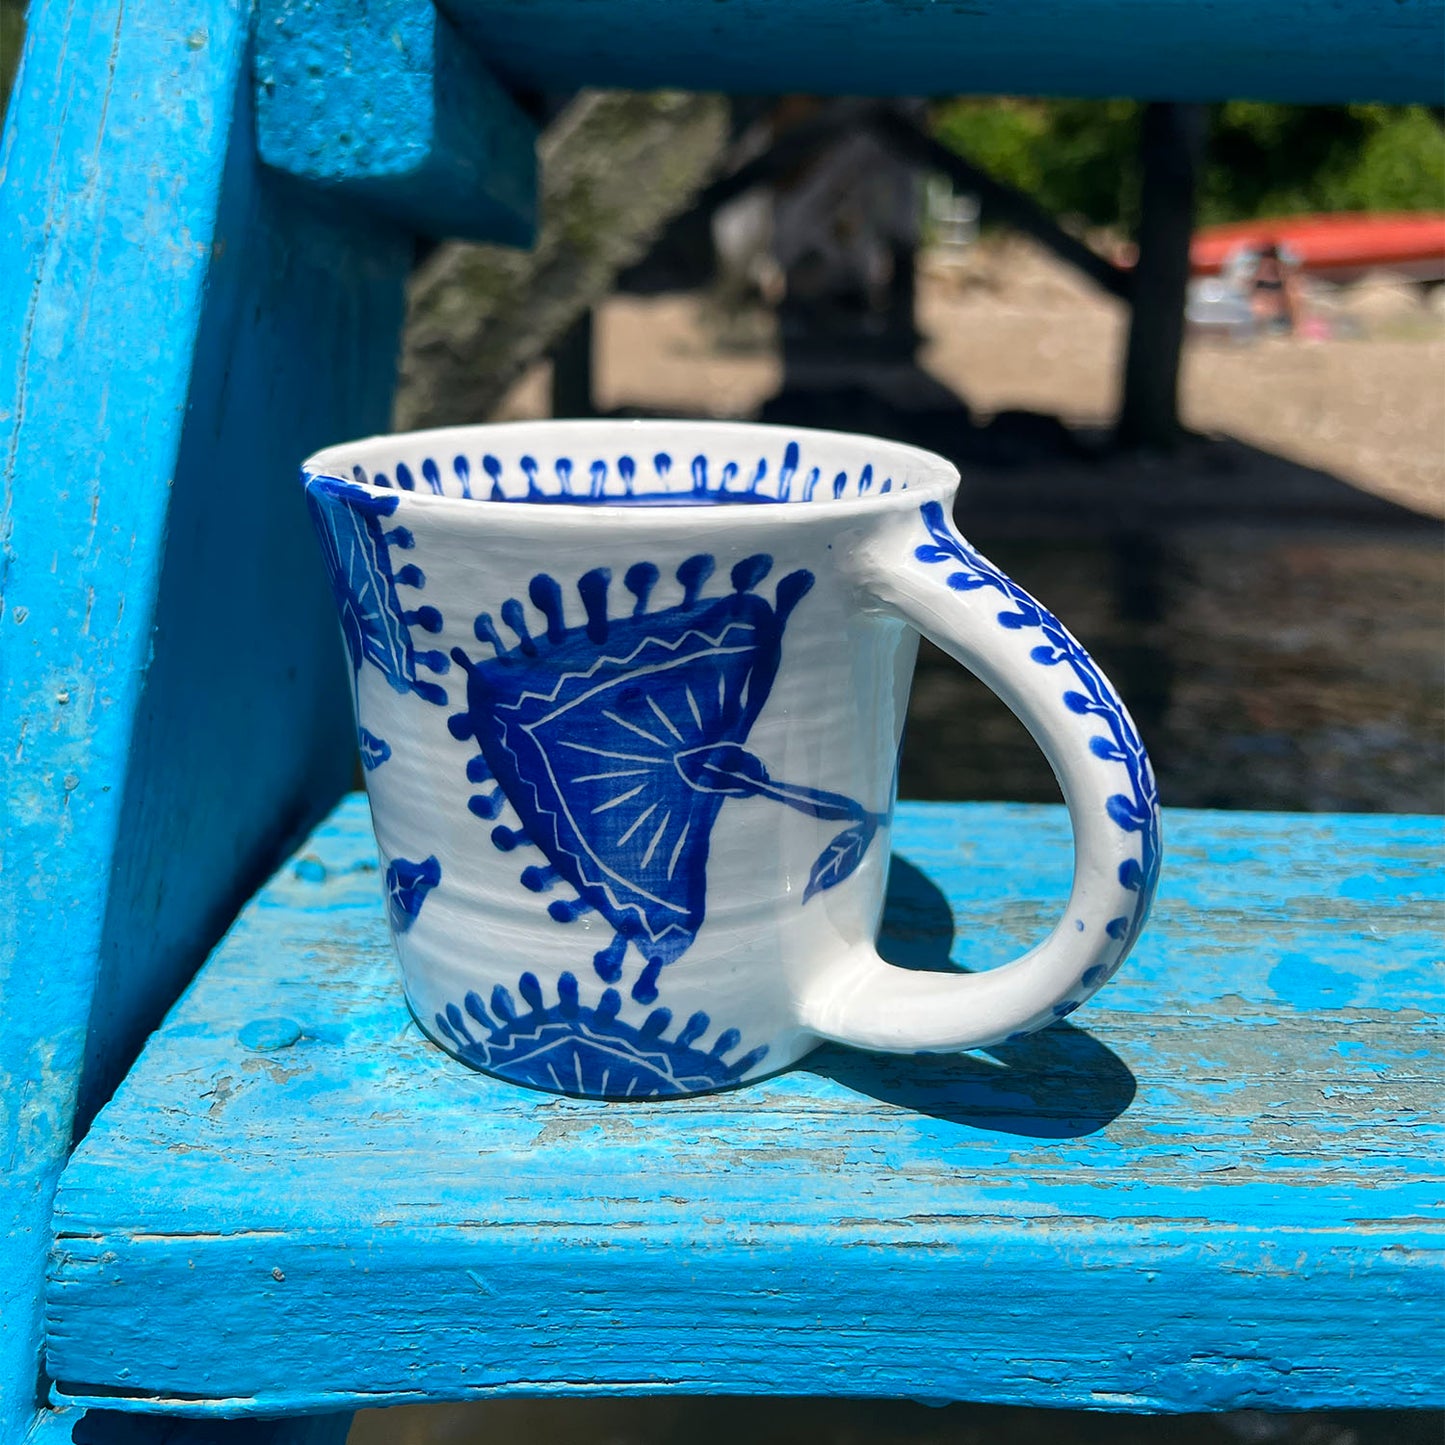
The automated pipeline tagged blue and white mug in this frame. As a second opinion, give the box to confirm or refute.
[301,420,1160,1098]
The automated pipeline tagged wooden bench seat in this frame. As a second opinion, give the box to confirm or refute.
[44,798,1444,1421]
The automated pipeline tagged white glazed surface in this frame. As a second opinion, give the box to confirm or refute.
[302,420,1160,1097]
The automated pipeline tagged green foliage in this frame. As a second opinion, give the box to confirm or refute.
[1203,103,1445,221]
[932,98,1445,231]
[934,99,1142,229]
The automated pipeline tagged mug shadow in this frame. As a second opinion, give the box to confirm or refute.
[801,855,1137,1140]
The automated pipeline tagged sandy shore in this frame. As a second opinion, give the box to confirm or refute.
[497,242,1444,520]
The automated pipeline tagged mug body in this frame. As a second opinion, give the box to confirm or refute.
[303,421,958,1096]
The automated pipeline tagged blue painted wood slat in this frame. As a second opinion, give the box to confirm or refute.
[44,798,1445,1418]
[440,0,1445,103]
[0,0,522,1428]
[255,0,537,245]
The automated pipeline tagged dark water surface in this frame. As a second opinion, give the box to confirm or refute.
[886,430,1444,816]
[902,514,1444,814]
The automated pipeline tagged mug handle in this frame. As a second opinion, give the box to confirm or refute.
[799,500,1162,1052]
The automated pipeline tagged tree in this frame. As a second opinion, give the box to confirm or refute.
[932,99,1445,230]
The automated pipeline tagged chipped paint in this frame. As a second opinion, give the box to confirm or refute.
[43,796,1445,1417]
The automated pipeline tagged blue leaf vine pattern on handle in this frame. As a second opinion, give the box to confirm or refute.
[914,501,1161,980]
[446,554,883,1007]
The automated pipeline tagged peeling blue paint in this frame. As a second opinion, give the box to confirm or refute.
[44,796,1445,1417]
[1267,953,1362,1009]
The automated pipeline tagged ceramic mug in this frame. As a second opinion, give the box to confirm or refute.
[301,420,1160,1098]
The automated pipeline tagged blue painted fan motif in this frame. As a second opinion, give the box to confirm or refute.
[434,969,768,1098]
[448,553,882,1003]
[305,477,450,768]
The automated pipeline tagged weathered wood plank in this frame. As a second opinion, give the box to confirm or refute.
[254,0,536,245]
[440,0,1445,104]
[45,798,1444,1417]
[0,4,410,1431]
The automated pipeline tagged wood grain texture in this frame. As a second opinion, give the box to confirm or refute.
[255,0,536,245]
[45,797,1444,1418]
[0,4,408,1434]
[439,0,1445,103]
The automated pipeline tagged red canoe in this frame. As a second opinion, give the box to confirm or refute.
[1191,213,1445,283]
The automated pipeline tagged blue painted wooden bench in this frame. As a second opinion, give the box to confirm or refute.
[2,1,1442,1441]
[42,799,1445,1428]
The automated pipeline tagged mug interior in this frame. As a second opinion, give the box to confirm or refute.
[303,420,959,508]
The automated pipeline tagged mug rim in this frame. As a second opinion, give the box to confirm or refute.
[301,418,960,516]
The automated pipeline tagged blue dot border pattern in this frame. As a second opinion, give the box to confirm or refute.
[914,499,1161,963]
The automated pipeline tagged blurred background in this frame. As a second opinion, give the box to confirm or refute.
[4,7,1441,1442]
[296,90,1445,1445]
[390,89,1445,823]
